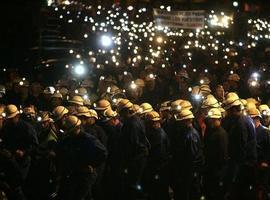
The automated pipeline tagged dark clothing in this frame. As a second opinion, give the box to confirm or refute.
[204,126,229,170]
[84,124,108,147]
[204,126,229,200]
[222,115,257,165]
[121,115,148,200]
[170,124,204,200]
[144,127,170,200]
[2,120,39,154]
[222,115,257,200]
[103,122,123,200]
[256,124,270,164]
[56,131,107,200]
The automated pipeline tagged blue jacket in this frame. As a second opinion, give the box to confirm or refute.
[222,115,257,164]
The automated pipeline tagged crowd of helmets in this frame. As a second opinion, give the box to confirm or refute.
[0,68,270,200]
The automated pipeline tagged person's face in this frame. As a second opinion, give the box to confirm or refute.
[152,121,161,129]
[263,115,270,126]
[9,114,20,125]
[41,121,50,129]
[215,86,224,100]
[182,119,193,128]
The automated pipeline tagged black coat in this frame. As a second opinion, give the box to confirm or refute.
[121,115,148,161]
[256,124,270,164]
[204,126,228,171]
[56,131,107,175]
[2,119,38,154]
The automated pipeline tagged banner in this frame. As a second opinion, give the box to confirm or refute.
[153,9,205,29]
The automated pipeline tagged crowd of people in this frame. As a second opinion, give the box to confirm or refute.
[2,1,270,200]
[0,66,269,200]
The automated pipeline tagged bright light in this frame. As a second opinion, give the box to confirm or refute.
[233,1,239,7]
[101,35,113,47]
[37,116,42,122]
[83,95,88,100]
[251,72,260,79]
[127,6,133,11]
[194,94,202,101]
[130,81,137,89]
[74,65,86,76]
[156,36,163,43]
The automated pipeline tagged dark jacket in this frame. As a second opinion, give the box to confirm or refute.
[2,119,38,154]
[121,115,148,161]
[222,115,257,164]
[170,124,204,170]
[146,127,170,169]
[84,124,108,147]
[57,131,107,175]
[256,124,270,164]
[204,126,228,171]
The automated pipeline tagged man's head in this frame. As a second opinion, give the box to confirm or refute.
[174,109,194,128]
[146,111,161,129]
[249,108,261,128]
[4,104,20,125]
[206,108,222,128]
[52,106,69,128]
[63,115,81,136]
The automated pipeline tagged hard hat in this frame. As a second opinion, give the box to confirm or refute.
[201,95,219,109]
[241,99,247,107]
[132,104,141,114]
[4,104,20,119]
[246,102,256,112]
[223,95,242,110]
[59,87,69,96]
[160,101,171,112]
[170,99,184,111]
[89,109,98,119]
[55,79,68,87]
[207,108,222,119]
[75,106,91,118]
[192,86,202,96]
[52,106,69,121]
[69,96,84,106]
[44,86,55,95]
[225,92,239,100]
[103,108,118,122]
[248,108,261,118]
[246,98,259,105]
[63,115,81,132]
[106,85,121,95]
[174,109,194,121]
[259,104,270,115]
[117,99,133,112]
[146,111,161,121]
[51,92,63,99]
[75,87,88,97]
[228,74,240,82]
[94,99,111,111]
[140,103,153,114]
[83,98,91,106]
[37,111,53,123]
[134,79,145,88]
[180,100,193,110]
[200,84,211,94]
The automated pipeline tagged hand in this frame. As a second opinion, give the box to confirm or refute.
[15,150,24,158]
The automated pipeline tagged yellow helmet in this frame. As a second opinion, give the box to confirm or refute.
[117,99,133,112]
[140,103,153,114]
[207,108,222,119]
[63,115,81,132]
[53,106,69,121]
[69,95,84,106]
[174,109,194,121]
[146,111,161,121]
[94,99,111,111]
[75,106,91,118]
[4,104,20,119]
